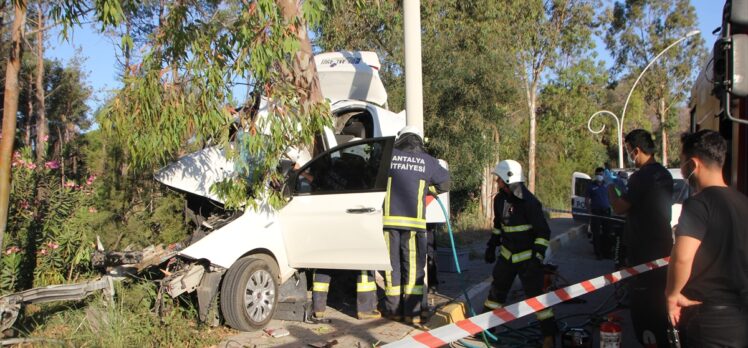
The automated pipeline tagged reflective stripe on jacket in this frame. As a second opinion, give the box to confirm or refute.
[488,183,551,259]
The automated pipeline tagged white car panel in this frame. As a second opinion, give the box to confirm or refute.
[279,192,392,271]
[154,146,235,204]
[178,204,296,282]
[315,52,388,106]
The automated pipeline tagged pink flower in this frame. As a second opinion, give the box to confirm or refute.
[44,161,60,170]
[88,207,97,213]
[86,175,97,186]
[47,242,59,250]
[42,135,49,142]
[25,162,36,170]
[38,249,47,255]
[5,246,21,255]
[11,152,24,167]
[64,181,76,188]
[19,200,30,210]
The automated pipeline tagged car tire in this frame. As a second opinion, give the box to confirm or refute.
[220,256,278,331]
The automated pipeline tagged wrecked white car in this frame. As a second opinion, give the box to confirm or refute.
[146,52,447,331]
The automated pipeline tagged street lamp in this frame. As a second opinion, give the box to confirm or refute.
[588,30,701,169]
[620,30,701,136]
[588,110,623,168]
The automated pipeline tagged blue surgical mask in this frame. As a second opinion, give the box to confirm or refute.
[595,175,604,182]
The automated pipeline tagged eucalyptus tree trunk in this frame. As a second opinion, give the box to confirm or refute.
[0,3,28,249]
[277,0,324,105]
[34,3,47,163]
[525,79,539,193]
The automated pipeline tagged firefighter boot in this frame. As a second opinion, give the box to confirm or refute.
[403,316,424,328]
[539,315,558,348]
[357,310,382,320]
[541,335,555,348]
[383,312,403,322]
[309,312,331,324]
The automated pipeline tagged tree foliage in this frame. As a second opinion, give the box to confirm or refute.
[102,0,330,209]
[604,0,706,165]
[493,0,600,192]
[537,59,609,208]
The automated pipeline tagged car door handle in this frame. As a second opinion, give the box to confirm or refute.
[346,207,376,214]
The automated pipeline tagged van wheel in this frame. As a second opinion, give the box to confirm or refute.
[220,257,278,331]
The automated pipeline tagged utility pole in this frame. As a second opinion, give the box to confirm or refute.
[403,0,424,133]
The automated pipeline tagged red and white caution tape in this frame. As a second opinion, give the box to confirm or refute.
[382,257,670,348]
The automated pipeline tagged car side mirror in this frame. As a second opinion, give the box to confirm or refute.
[282,176,295,201]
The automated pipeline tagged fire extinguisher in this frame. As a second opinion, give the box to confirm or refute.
[600,316,622,348]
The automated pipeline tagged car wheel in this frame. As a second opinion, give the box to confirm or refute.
[220,256,278,331]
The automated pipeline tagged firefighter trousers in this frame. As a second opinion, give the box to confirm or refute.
[384,229,427,318]
[484,257,557,336]
[312,269,377,316]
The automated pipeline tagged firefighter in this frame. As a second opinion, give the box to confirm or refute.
[383,126,451,324]
[484,160,557,346]
[311,269,381,323]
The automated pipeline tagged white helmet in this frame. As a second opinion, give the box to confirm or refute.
[493,160,524,184]
[396,125,424,141]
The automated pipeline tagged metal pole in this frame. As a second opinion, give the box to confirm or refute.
[620,30,700,135]
[403,0,424,134]
[587,110,623,168]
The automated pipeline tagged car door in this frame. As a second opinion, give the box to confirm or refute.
[279,137,394,271]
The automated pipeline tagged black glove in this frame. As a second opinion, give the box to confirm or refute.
[484,245,497,264]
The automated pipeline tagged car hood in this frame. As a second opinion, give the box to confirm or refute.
[154,146,235,204]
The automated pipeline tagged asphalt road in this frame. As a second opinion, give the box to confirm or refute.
[218,217,645,347]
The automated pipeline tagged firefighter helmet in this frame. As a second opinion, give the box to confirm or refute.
[396,125,424,142]
[493,160,524,184]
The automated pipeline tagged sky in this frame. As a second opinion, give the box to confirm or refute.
[45,0,725,116]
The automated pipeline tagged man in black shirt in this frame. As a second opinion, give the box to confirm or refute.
[666,130,748,347]
[608,129,673,347]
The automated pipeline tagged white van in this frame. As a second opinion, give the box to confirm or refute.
[571,172,592,222]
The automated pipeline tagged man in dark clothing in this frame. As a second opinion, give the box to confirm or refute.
[383,126,450,324]
[666,130,748,347]
[586,167,611,259]
[608,129,673,347]
[484,159,556,348]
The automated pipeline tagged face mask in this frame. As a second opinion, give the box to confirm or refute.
[626,149,637,167]
[595,175,604,182]
[681,159,699,192]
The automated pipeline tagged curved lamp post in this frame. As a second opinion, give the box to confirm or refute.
[620,30,701,137]
[588,110,623,168]
[588,30,701,169]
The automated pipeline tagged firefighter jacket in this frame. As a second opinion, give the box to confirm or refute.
[488,183,551,263]
[383,148,450,232]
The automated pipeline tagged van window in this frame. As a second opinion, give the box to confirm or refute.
[575,178,591,197]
